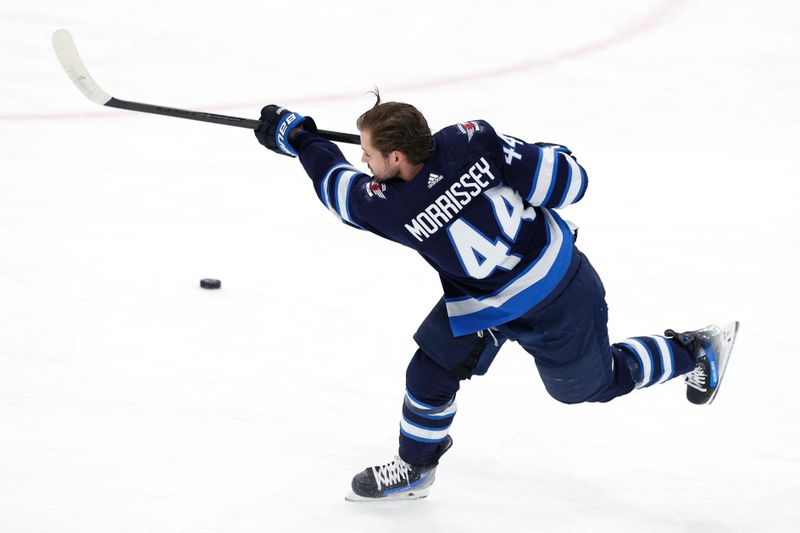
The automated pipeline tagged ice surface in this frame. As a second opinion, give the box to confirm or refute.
[1,1,799,531]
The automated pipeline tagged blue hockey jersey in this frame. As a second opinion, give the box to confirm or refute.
[292,120,588,336]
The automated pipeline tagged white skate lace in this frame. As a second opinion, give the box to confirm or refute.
[372,457,411,490]
[685,364,707,392]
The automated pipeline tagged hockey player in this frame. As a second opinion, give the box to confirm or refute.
[253,97,739,502]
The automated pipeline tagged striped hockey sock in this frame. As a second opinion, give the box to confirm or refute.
[616,335,695,388]
[398,389,457,465]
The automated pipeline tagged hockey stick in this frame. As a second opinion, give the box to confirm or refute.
[51,29,361,145]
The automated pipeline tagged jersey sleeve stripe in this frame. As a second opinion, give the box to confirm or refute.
[335,170,360,225]
[319,164,364,228]
[575,164,588,202]
[320,165,339,213]
[320,163,358,211]
[558,154,584,207]
[527,145,555,205]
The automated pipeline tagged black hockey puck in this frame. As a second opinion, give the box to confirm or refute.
[200,278,221,290]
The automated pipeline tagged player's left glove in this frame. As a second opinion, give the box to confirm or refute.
[254,105,317,157]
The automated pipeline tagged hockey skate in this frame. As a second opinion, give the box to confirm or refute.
[345,436,453,502]
[665,321,740,405]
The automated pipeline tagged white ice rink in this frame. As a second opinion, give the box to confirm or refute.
[1,0,799,531]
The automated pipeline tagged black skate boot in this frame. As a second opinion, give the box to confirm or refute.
[665,322,739,405]
[345,436,453,502]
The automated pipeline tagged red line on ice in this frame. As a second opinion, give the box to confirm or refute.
[1,0,686,122]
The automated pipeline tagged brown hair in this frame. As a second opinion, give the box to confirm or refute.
[356,91,433,165]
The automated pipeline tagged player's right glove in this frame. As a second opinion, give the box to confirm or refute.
[254,105,317,157]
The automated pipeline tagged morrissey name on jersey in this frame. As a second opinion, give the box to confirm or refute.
[405,157,497,242]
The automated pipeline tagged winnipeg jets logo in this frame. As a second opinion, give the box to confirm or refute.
[427,173,443,188]
[457,121,481,142]
[366,179,387,199]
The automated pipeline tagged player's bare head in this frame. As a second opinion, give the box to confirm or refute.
[356,90,433,165]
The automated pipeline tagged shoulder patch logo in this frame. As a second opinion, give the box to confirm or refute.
[427,173,444,188]
[457,121,481,142]
[366,179,387,199]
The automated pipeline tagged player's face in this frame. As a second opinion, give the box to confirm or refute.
[360,129,400,182]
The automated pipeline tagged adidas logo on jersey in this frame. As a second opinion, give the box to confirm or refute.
[427,173,444,188]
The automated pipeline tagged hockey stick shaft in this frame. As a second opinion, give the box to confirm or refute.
[104,98,359,144]
[51,30,361,145]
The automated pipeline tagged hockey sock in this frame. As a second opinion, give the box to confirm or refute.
[399,389,457,465]
[615,335,694,388]
[398,350,462,465]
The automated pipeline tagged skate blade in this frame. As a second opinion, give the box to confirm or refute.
[707,321,740,405]
[345,488,429,502]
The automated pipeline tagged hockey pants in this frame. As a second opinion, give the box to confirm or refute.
[399,250,696,465]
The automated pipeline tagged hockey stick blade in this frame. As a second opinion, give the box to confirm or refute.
[52,29,112,106]
[51,29,361,144]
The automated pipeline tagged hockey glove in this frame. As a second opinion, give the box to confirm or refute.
[254,105,317,157]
